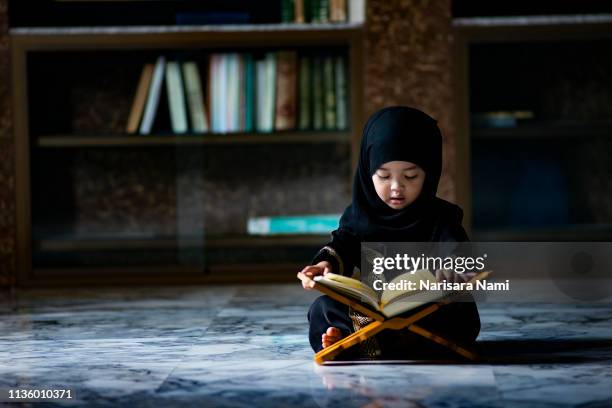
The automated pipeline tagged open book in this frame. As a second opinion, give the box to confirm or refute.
[313,269,484,318]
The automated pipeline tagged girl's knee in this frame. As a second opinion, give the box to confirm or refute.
[307,295,333,321]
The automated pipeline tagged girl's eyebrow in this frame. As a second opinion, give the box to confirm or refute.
[378,165,417,171]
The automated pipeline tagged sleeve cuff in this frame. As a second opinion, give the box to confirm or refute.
[311,246,345,276]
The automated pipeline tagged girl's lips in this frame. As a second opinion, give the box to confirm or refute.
[390,197,405,202]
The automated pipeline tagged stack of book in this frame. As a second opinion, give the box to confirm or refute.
[126,51,348,135]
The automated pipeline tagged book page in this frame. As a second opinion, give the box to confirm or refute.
[314,273,381,310]
[380,269,438,306]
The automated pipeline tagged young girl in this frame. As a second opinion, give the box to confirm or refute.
[298,106,481,359]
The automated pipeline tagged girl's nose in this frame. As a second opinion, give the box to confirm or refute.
[391,179,403,190]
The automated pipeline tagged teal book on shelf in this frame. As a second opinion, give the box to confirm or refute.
[247,214,342,235]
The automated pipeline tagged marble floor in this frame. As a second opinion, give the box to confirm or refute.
[1,284,611,407]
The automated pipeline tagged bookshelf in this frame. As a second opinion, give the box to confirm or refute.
[452,14,612,241]
[11,23,365,285]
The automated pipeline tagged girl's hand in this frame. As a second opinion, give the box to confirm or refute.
[297,261,332,290]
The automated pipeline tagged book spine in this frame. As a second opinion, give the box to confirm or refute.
[294,0,305,23]
[334,55,347,130]
[244,54,254,132]
[237,54,245,132]
[255,56,266,132]
[265,52,276,132]
[298,55,312,130]
[139,56,166,135]
[349,0,365,23]
[310,0,319,23]
[219,54,228,133]
[281,0,295,23]
[247,214,341,235]
[318,0,329,23]
[209,54,218,133]
[312,56,324,130]
[331,0,346,22]
[228,53,239,132]
[182,62,208,133]
[166,61,189,133]
[275,51,298,131]
[126,63,154,134]
[323,55,336,130]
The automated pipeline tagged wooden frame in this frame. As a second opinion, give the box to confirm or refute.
[10,23,365,286]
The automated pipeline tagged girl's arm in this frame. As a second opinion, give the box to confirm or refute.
[310,228,360,277]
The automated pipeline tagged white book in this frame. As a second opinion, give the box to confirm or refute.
[139,56,166,135]
[219,54,228,133]
[166,61,188,133]
[182,62,209,133]
[349,0,365,23]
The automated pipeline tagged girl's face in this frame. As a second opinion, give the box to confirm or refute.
[372,161,425,210]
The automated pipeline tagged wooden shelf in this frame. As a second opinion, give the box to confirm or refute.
[35,234,329,252]
[10,23,363,48]
[472,224,612,241]
[471,120,612,140]
[11,17,365,286]
[11,23,364,35]
[36,131,351,148]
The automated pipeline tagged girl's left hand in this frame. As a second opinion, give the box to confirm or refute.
[435,269,477,284]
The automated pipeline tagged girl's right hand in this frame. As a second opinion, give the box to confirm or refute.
[297,261,332,290]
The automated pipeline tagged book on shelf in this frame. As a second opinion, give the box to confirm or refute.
[312,0,329,23]
[330,0,347,22]
[247,214,341,235]
[166,61,189,133]
[311,269,491,318]
[323,55,336,130]
[127,51,347,135]
[294,0,306,23]
[275,51,298,130]
[182,61,209,133]
[255,52,277,133]
[126,63,154,134]
[139,56,166,135]
[312,55,324,130]
[298,55,312,130]
[244,54,255,133]
[281,0,295,23]
[334,54,347,130]
[348,0,364,23]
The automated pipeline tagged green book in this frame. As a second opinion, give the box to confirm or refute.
[310,0,319,23]
[166,61,189,133]
[182,61,208,133]
[244,54,254,132]
[318,0,329,23]
[334,55,347,130]
[281,0,295,23]
[312,56,324,130]
[298,55,312,130]
[303,0,312,22]
[323,55,336,130]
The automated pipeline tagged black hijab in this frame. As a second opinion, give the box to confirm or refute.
[339,106,458,242]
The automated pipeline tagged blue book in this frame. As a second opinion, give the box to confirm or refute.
[247,214,341,235]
